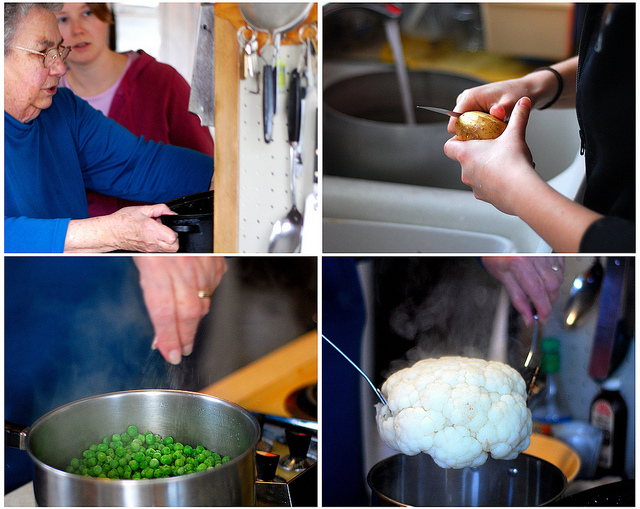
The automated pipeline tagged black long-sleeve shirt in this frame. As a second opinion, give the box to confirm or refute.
[576,3,635,252]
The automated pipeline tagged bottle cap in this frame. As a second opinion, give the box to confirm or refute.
[602,378,621,391]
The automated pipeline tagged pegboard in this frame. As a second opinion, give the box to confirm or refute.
[237,44,317,253]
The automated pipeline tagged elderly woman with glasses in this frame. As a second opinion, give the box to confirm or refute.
[4,3,214,253]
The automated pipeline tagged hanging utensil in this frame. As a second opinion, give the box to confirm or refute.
[237,25,258,81]
[268,158,303,253]
[188,4,216,126]
[291,24,315,173]
[563,258,603,328]
[322,334,388,406]
[262,58,276,143]
[588,258,634,382]
[288,67,303,171]
[267,63,304,252]
[239,4,313,35]
[240,3,313,144]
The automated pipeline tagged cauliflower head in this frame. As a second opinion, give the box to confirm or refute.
[376,356,532,469]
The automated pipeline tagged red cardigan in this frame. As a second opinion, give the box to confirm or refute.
[86,50,214,216]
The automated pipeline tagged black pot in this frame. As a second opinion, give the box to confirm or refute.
[161,191,213,253]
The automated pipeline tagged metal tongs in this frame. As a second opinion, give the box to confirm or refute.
[322,334,388,406]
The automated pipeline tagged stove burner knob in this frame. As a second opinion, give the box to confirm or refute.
[256,451,280,481]
[285,429,312,460]
[279,428,315,472]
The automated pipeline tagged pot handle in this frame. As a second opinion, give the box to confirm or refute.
[171,224,201,233]
[5,420,28,450]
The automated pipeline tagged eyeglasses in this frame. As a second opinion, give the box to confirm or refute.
[12,45,72,68]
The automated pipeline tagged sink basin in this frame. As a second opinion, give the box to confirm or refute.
[324,68,485,190]
[324,218,515,253]
[323,176,553,252]
[322,62,586,253]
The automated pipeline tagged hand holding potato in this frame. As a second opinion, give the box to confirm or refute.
[446,80,526,135]
[444,97,539,215]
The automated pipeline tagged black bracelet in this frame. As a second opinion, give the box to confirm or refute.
[534,66,563,110]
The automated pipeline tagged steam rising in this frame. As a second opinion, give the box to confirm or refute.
[30,261,187,416]
[377,258,502,378]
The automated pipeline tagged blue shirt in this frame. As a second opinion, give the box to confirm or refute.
[4,257,169,492]
[4,88,213,252]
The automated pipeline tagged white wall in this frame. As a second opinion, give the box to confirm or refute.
[113,2,200,85]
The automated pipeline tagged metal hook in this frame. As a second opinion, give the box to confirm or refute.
[297,23,317,43]
[236,25,257,46]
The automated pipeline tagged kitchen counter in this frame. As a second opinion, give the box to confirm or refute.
[328,33,541,83]
[5,483,35,507]
[200,330,317,417]
[381,36,540,82]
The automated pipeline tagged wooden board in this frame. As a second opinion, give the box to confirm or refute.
[213,14,239,252]
[200,330,317,416]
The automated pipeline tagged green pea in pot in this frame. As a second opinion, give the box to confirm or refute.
[5,390,260,506]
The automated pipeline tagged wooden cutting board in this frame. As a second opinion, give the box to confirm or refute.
[199,330,317,416]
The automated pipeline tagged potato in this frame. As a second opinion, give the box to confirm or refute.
[455,111,507,140]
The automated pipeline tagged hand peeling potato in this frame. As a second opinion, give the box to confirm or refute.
[455,112,507,140]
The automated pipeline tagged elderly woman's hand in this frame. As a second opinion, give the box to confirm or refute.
[482,256,564,326]
[134,256,227,364]
[109,205,180,252]
[65,204,179,252]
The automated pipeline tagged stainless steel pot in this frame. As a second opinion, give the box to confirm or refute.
[323,70,485,190]
[8,390,260,506]
[368,453,567,506]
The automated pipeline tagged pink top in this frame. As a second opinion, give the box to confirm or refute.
[60,52,136,115]
[59,50,214,217]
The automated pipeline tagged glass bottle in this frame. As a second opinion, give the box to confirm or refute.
[530,337,571,435]
[590,378,628,478]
